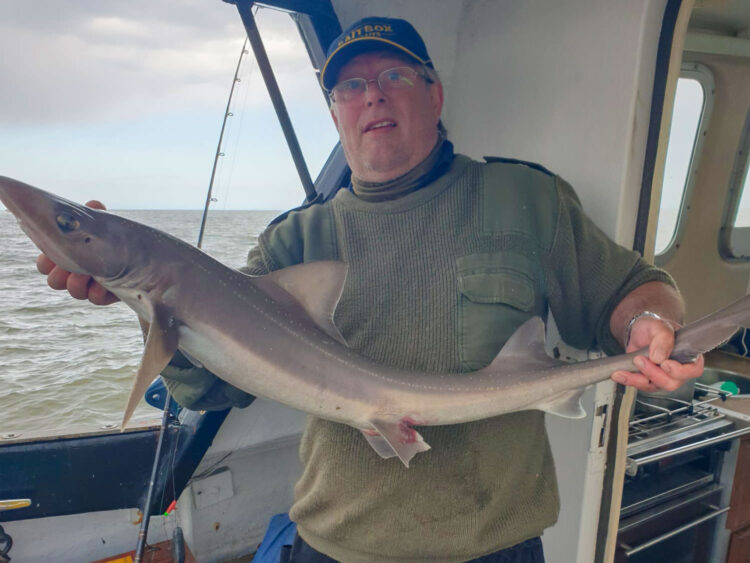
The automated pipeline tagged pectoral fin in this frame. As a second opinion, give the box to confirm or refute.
[121,305,179,428]
[362,418,431,468]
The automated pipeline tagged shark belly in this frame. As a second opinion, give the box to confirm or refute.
[175,319,377,427]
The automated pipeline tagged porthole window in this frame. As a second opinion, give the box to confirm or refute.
[655,63,714,259]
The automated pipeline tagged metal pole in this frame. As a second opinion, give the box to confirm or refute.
[235,0,317,201]
[133,391,174,563]
[197,37,249,250]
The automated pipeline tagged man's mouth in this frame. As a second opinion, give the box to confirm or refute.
[364,120,397,133]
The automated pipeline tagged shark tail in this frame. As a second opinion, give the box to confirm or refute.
[672,294,750,363]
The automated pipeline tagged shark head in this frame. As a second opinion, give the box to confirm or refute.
[0,176,129,280]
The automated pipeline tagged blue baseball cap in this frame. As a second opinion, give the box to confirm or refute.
[320,17,433,91]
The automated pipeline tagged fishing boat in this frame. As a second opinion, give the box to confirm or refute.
[3,0,750,562]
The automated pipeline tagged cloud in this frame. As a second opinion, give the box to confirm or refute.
[0,1,340,211]
[85,15,156,39]
[0,1,324,126]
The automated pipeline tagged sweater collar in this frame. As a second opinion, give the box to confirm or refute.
[350,135,455,202]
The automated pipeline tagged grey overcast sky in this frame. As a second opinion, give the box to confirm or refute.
[0,0,339,210]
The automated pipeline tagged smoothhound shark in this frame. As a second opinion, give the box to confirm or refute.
[2,176,749,466]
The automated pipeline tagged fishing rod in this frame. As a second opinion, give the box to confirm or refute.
[133,29,255,561]
[197,36,250,250]
[133,389,176,563]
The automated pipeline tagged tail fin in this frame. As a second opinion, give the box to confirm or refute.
[672,294,750,363]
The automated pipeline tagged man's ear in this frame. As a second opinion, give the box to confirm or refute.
[330,106,340,130]
[430,81,444,120]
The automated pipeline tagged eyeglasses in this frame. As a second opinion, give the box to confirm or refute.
[329,66,432,104]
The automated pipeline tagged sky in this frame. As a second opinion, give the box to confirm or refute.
[0,0,340,210]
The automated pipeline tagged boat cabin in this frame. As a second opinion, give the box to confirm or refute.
[2,0,750,562]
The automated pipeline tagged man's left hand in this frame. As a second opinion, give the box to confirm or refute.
[611,316,704,391]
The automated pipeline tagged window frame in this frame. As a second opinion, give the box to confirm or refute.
[719,109,750,260]
[655,62,715,264]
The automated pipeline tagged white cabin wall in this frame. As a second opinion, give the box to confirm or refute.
[179,400,306,562]
[445,0,667,246]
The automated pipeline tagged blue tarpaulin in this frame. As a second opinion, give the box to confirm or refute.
[253,513,297,563]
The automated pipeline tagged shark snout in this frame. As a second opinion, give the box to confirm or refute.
[0,177,116,277]
[0,176,27,215]
[0,176,61,223]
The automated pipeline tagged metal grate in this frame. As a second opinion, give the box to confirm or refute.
[625,395,741,477]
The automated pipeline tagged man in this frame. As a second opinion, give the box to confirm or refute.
[39,16,702,563]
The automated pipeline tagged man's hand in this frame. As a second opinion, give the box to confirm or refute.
[609,281,704,391]
[611,315,704,392]
[35,200,120,306]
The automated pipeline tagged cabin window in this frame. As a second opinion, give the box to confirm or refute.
[722,110,750,259]
[654,64,713,258]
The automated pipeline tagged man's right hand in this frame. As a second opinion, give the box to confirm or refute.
[35,199,120,306]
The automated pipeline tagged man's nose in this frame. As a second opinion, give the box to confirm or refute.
[364,78,387,105]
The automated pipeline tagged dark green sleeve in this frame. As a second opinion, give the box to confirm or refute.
[255,202,339,269]
[161,351,255,411]
[544,177,675,355]
[240,245,272,275]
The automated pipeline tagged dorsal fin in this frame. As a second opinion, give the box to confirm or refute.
[260,261,348,346]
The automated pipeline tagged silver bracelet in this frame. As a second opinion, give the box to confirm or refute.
[624,311,679,347]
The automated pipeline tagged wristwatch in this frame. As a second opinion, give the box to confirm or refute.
[624,311,680,347]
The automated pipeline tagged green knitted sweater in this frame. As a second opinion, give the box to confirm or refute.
[163,154,673,562]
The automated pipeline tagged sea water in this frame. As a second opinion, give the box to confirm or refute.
[0,209,279,437]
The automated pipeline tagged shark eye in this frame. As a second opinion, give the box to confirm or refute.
[56,213,80,233]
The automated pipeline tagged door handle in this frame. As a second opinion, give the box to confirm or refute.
[620,505,730,556]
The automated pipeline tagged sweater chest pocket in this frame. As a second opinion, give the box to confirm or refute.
[457,253,537,371]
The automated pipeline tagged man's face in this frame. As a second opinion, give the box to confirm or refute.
[330,51,444,183]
